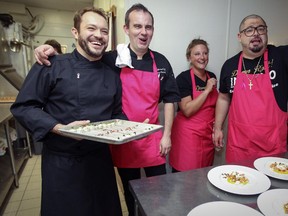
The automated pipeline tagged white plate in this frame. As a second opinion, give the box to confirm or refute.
[187,201,263,216]
[257,189,288,216]
[59,119,163,144]
[254,157,288,180]
[207,165,271,195]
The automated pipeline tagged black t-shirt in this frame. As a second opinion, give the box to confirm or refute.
[102,47,181,104]
[219,44,288,112]
[176,69,217,99]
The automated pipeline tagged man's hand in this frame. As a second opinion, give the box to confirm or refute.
[159,135,171,156]
[52,120,90,139]
[212,128,224,149]
[34,44,57,66]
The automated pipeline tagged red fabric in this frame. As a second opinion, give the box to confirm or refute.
[169,69,218,171]
[110,52,165,168]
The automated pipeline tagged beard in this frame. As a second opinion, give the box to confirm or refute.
[250,45,264,53]
[78,35,107,59]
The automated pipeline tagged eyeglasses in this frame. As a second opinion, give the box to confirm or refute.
[240,25,267,37]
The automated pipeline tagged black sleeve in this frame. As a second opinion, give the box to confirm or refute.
[111,76,128,120]
[176,70,192,99]
[219,53,240,94]
[102,51,121,74]
[10,63,59,141]
[153,52,181,103]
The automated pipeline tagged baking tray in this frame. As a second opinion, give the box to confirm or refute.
[59,119,163,144]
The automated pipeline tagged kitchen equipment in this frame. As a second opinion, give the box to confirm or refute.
[0,67,24,91]
[9,24,31,53]
[0,23,11,66]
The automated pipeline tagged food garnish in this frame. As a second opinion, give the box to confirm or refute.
[270,162,288,174]
[284,202,288,214]
[222,171,249,185]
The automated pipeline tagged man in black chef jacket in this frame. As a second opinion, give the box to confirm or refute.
[34,4,180,216]
[10,7,124,216]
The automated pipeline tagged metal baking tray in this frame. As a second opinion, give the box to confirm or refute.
[59,119,163,144]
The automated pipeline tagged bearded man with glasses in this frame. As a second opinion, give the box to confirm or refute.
[213,14,288,163]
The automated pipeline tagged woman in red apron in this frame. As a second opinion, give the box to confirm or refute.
[226,50,287,162]
[169,39,218,172]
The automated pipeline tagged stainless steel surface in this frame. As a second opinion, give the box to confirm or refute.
[0,103,32,187]
[0,67,24,91]
[3,121,19,187]
[0,103,12,123]
[129,152,288,216]
[0,103,18,187]
[9,39,31,53]
[0,24,11,66]
[25,131,32,157]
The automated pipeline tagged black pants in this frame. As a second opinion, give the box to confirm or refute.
[117,164,166,216]
[172,167,180,173]
[41,146,122,216]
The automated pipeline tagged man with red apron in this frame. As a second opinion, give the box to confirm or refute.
[110,52,165,168]
[170,69,218,171]
[227,50,287,162]
[110,51,169,215]
[213,14,287,163]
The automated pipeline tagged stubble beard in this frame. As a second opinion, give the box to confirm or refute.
[78,35,107,59]
[250,45,264,53]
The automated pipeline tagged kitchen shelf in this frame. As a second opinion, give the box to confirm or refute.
[0,147,29,214]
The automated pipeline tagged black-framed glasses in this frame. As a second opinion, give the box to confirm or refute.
[240,25,267,37]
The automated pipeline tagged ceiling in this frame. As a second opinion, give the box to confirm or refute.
[6,0,94,12]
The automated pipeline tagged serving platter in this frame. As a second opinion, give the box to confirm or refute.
[59,119,163,144]
[254,157,288,180]
[187,201,263,216]
[207,165,271,195]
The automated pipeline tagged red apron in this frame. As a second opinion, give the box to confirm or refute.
[226,50,287,163]
[169,69,218,171]
[110,51,165,168]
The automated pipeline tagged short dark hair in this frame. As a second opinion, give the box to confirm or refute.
[124,3,154,27]
[44,39,62,54]
[186,38,209,61]
[239,14,267,32]
[73,7,108,32]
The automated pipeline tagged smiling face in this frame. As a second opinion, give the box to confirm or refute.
[72,11,109,61]
[188,44,209,72]
[238,17,268,58]
[124,10,154,59]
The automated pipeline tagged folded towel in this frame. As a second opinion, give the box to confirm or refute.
[115,44,134,68]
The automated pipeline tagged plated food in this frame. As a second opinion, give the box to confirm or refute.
[59,119,163,144]
[222,171,249,185]
[257,189,288,216]
[270,162,288,174]
[187,201,263,216]
[254,157,288,180]
[284,203,288,214]
[207,165,271,195]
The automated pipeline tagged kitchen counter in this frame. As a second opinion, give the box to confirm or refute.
[129,152,288,216]
[0,103,31,213]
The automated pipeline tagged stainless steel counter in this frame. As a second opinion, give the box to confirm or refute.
[0,103,19,187]
[0,103,13,123]
[129,152,288,216]
[0,103,32,186]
